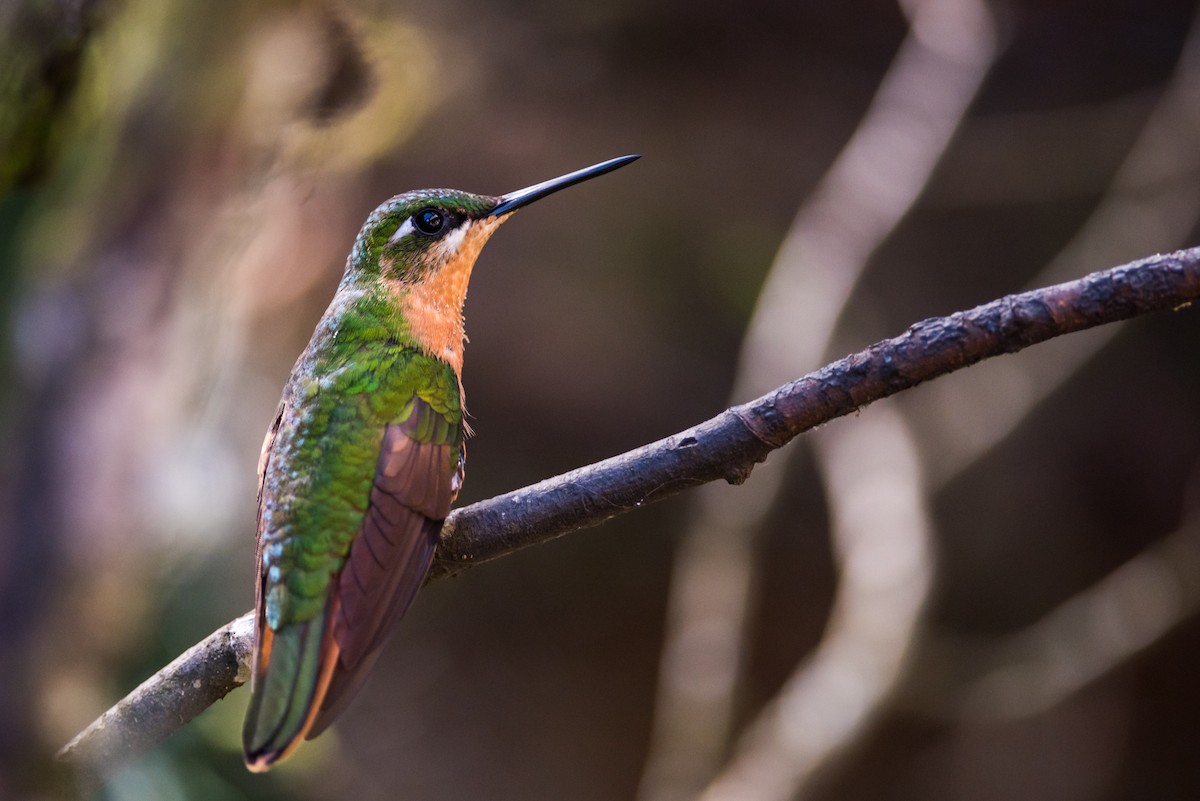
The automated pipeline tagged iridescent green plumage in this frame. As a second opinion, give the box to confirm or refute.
[242,156,639,771]
[257,304,462,628]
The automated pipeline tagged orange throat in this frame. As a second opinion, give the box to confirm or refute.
[397,216,506,377]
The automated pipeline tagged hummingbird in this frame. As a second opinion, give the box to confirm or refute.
[241,155,639,771]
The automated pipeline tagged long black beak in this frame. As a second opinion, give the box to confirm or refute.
[489,154,640,217]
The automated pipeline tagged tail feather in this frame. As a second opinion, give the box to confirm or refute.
[242,610,339,772]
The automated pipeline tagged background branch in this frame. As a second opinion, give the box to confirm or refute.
[697,407,934,801]
[640,0,1000,797]
[907,501,1200,721]
[58,246,1200,788]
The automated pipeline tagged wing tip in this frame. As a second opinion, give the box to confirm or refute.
[244,749,281,773]
[243,724,316,772]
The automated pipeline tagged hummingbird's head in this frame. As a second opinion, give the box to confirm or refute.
[343,155,638,374]
[349,189,500,284]
[346,154,640,285]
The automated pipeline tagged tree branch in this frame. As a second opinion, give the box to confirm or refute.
[434,246,1200,571]
[58,246,1200,785]
[58,613,255,787]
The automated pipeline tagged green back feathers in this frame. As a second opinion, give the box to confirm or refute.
[246,287,463,770]
[259,291,462,629]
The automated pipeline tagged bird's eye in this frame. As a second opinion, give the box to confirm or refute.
[413,208,446,236]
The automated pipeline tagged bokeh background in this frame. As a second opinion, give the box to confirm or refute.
[3,0,1200,799]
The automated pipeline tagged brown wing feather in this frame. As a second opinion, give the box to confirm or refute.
[308,407,459,736]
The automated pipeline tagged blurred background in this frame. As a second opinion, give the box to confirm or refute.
[3,0,1200,799]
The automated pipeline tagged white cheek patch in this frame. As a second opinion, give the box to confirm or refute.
[440,222,468,255]
[387,217,415,246]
